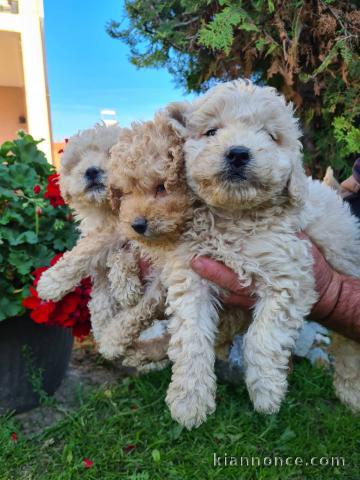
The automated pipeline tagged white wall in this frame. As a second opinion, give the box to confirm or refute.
[0,0,53,162]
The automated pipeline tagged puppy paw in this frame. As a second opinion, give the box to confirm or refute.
[334,378,360,414]
[165,380,216,429]
[251,391,282,414]
[98,336,127,360]
[98,343,125,360]
[137,359,170,374]
[122,348,146,368]
[37,271,66,302]
[246,375,285,414]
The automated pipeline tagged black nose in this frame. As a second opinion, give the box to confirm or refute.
[226,146,250,167]
[225,146,251,180]
[131,217,148,235]
[85,166,102,181]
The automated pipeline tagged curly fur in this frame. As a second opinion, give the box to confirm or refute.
[99,115,194,364]
[164,79,360,426]
[106,113,249,422]
[36,123,144,344]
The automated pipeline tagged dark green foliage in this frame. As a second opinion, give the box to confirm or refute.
[108,0,360,177]
[0,133,78,321]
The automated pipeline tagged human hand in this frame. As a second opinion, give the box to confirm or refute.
[340,158,360,195]
[190,256,256,309]
[190,233,343,320]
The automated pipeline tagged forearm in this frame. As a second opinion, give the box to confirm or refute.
[311,273,360,343]
[191,255,360,344]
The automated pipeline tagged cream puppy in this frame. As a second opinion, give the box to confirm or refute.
[103,113,248,372]
[37,124,142,343]
[162,80,360,427]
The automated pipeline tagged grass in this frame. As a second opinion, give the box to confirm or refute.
[0,360,359,480]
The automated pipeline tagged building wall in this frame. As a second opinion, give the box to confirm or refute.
[0,85,27,143]
[0,0,53,163]
[52,141,65,171]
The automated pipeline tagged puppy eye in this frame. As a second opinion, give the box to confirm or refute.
[155,184,166,196]
[204,128,218,137]
[109,187,122,211]
[110,187,122,199]
[268,132,277,142]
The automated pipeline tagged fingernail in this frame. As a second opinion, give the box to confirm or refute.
[191,256,206,270]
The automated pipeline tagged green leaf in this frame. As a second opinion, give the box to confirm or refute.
[0,210,24,225]
[8,251,34,275]
[199,6,243,54]
[8,164,37,189]
[151,449,161,463]
[0,186,17,201]
[265,43,278,58]
[0,141,14,156]
[1,229,38,246]
[267,0,275,13]
[239,22,259,32]
[255,38,267,52]
[0,296,23,320]
[53,238,66,251]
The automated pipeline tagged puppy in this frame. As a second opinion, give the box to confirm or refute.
[105,113,249,401]
[98,114,191,364]
[164,79,360,426]
[37,124,143,343]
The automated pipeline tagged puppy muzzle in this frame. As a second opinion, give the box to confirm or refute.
[223,146,251,181]
[84,166,105,191]
[131,217,148,235]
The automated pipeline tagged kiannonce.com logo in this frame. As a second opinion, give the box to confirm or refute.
[212,453,346,468]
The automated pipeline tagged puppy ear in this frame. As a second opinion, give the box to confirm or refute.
[165,101,190,137]
[108,186,122,212]
[164,143,186,193]
[287,154,308,206]
[58,173,71,204]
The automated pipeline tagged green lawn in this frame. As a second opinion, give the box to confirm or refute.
[1,361,359,480]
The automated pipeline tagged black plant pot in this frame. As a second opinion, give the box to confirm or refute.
[0,315,73,414]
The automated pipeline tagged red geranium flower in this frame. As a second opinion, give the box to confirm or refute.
[33,185,41,195]
[23,287,57,324]
[44,173,65,208]
[23,254,92,339]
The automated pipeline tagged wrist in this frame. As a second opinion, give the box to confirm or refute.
[311,271,344,321]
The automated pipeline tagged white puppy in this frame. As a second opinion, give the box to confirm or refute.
[37,124,142,342]
[162,80,360,427]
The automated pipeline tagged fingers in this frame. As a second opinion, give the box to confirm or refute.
[296,232,334,297]
[191,256,255,309]
[220,292,255,308]
[191,256,243,293]
[296,231,341,321]
[341,175,360,194]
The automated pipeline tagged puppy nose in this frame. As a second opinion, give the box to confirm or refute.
[85,166,102,181]
[131,217,148,235]
[226,146,250,168]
